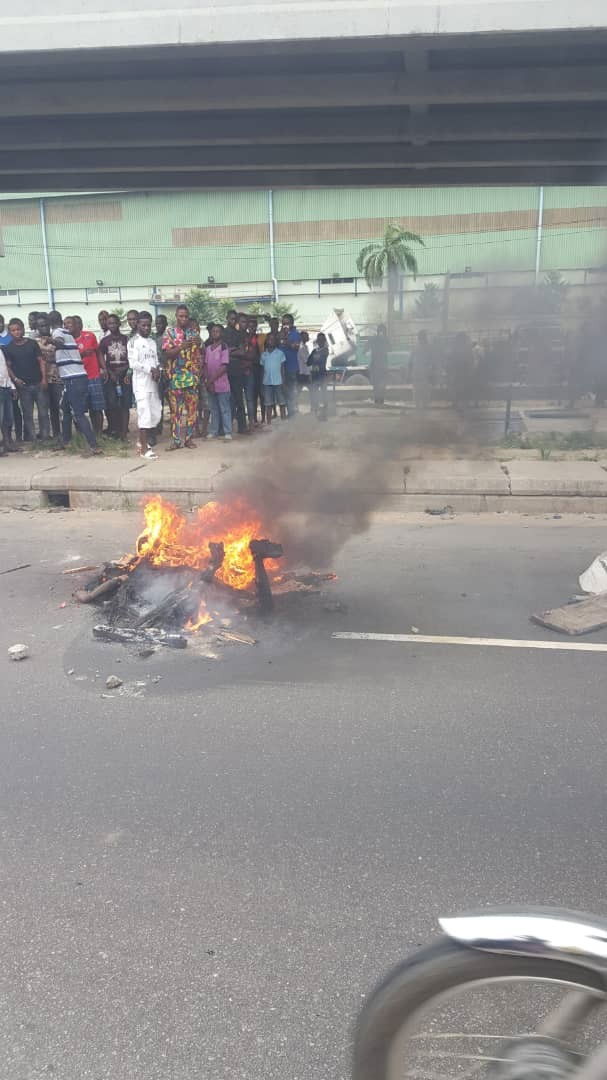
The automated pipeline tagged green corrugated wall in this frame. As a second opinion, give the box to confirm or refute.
[0,202,46,289]
[1,186,606,290]
[44,191,270,288]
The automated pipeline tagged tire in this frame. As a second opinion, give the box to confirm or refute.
[344,373,371,386]
[353,937,606,1080]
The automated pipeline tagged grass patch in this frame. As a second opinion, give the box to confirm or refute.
[20,438,58,453]
[20,433,130,457]
[66,433,130,457]
[500,431,607,452]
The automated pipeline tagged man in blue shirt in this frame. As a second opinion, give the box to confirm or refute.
[260,333,287,425]
[0,315,15,454]
[0,313,20,443]
[279,313,301,417]
[0,313,12,347]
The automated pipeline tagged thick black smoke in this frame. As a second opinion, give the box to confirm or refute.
[219,409,471,568]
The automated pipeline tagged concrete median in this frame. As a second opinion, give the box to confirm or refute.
[2,448,607,513]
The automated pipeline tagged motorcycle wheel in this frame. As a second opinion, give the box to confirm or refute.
[354,937,606,1080]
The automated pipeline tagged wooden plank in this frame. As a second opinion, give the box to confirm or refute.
[214,629,257,646]
[271,580,319,595]
[531,594,607,635]
[74,575,128,603]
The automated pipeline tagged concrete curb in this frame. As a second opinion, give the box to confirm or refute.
[2,455,607,514]
[3,488,607,515]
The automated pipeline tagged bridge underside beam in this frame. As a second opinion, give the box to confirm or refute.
[0,105,605,150]
[0,30,606,188]
[3,67,607,119]
[3,166,606,193]
[1,141,607,177]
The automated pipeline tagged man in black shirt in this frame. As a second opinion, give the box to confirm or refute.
[99,314,130,440]
[222,309,247,434]
[5,318,49,441]
[222,309,242,356]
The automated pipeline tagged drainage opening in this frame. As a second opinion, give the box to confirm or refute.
[43,490,71,508]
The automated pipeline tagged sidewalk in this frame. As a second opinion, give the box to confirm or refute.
[3,426,607,514]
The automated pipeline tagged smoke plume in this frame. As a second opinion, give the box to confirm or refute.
[219,409,470,568]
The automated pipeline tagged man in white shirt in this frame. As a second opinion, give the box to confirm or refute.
[127,310,162,460]
[0,345,16,454]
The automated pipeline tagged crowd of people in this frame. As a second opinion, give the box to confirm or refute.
[400,329,492,412]
[404,324,607,411]
[4,303,607,458]
[362,326,489,410]
[0,306,330,458]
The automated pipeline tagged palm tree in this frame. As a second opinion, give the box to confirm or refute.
[415,281,442,320]
[357,223,424,332]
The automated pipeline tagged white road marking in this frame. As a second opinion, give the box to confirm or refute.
[332,632,607,653]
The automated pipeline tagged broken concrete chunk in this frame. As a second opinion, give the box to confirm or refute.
[105,674,123,689]
[8,643,29,661]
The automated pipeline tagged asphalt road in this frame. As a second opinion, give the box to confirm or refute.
[1,508,607,1080]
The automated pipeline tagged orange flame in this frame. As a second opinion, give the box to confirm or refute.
[184,604,213,632]
[136,495,274,591]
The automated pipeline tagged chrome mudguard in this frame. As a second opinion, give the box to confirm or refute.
[440,909,607,976]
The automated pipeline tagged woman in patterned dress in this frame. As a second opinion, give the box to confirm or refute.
[161,304,202,450]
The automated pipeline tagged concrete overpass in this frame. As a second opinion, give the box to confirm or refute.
[0,0,606,190]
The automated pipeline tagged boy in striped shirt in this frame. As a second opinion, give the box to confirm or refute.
[48,310,100,454]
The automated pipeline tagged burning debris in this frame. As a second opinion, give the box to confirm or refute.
[93,625,188,649]
[76,495,335,649]
[249,539,284,614]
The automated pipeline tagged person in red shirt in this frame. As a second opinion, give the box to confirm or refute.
[66,316,105,436]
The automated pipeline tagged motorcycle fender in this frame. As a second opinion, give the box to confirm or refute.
[440,909,607,975]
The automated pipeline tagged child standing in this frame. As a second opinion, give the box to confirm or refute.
[128,311,162,459]
[205,324,232,440]
[260,333,287,425]
[307,332,329,419]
